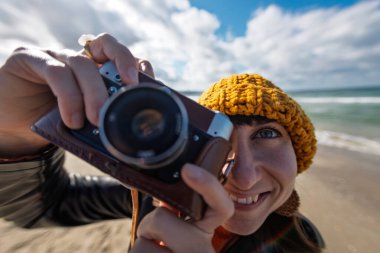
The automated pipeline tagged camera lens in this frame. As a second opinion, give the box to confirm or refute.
[99,84,188,169]
[131,109,164,140]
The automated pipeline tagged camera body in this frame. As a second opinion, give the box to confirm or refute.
[32,62,233,219]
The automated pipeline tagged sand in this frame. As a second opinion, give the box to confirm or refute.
[1,145,379,252]
[297,146,380,253]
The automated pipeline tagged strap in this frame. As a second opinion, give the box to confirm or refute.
[130,188,140,247]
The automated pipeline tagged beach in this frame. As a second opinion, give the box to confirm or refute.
[1,144,379,252]
[297,145,380,253]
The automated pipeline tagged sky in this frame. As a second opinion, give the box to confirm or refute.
[189,0,358,37]
[0,0,379,91]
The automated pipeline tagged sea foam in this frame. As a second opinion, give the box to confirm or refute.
[316,130,380,156]
[295,97,380,104]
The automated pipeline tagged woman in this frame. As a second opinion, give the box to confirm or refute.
[0,34,324,252]
[131,74,324,253]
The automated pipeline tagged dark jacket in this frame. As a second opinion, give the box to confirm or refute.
[0,146,324,252]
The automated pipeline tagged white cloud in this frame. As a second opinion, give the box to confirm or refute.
[231,2,380,89]
[0,0,379,91]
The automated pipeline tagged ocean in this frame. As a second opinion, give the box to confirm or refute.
[185,87,380,156]
[290,87,380,156]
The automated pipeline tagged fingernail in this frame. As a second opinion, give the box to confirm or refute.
[185,165,203,180]
[127,67,138,85]
[141,63,154,78]
[71,112,84,129]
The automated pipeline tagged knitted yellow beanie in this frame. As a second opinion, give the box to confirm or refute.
[198,73,316,173]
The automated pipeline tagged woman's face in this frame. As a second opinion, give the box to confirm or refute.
[222,120,297,235]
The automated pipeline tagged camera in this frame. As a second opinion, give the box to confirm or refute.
[32,62,233,219]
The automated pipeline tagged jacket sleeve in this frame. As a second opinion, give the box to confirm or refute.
[0,146,133,228]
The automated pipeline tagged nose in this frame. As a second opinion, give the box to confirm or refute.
[229,147,263,190]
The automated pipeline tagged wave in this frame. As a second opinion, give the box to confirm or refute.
[295,97,380,104]
[316,130,380,155]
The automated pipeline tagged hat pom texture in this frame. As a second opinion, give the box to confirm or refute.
[198,74,317,173]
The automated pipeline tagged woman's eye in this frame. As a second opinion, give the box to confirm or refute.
[254,128,281,139]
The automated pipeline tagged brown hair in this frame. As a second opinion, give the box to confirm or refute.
[222,213,324,253]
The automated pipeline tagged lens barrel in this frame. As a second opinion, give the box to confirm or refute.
[99,84,188,169]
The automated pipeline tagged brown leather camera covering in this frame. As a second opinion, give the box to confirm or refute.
[32,107,231,220]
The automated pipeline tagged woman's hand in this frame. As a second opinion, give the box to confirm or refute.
[130,164,235,253]
[0,33,154,156]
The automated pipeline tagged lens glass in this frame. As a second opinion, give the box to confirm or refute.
[101,85,188,168]
[131,109,164,140]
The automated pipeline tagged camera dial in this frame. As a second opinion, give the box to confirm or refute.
[99,84,189,169]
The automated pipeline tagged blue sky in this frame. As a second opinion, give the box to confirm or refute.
[190,0,358,36]
[0,0,379,91]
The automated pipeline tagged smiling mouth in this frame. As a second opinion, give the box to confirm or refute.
[229,192,271,205]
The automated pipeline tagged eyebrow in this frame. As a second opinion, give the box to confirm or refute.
[252,117,275,125]
[229,115,276,126]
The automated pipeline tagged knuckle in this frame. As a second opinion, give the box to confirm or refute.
[59,90,83,104]
[147,207,171,229]
[66,54,91,68]
[7,47,31,64]
[97,32,116,44]
[45,63,69,78]
[44,66,83,101]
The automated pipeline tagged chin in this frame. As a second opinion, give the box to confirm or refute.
[222,215,267,236]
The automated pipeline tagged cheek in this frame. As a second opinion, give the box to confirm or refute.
[261,145,297,214]
[267,144,298,188]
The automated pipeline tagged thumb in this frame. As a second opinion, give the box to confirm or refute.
[181,164,234,233]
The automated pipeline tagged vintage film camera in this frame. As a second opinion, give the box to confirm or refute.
[32,62,233,219]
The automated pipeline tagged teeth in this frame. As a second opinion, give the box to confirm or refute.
[229,193,261,205]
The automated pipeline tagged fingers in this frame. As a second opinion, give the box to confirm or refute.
[84,33,139,85]
[181,164,235,234]
[135,165,234,253]
[7,48,85,129]
[53,34,155,126]
[137,208,214,253]
[7,33,155,129]
[47,49,108,126]
[43,59,85,128]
